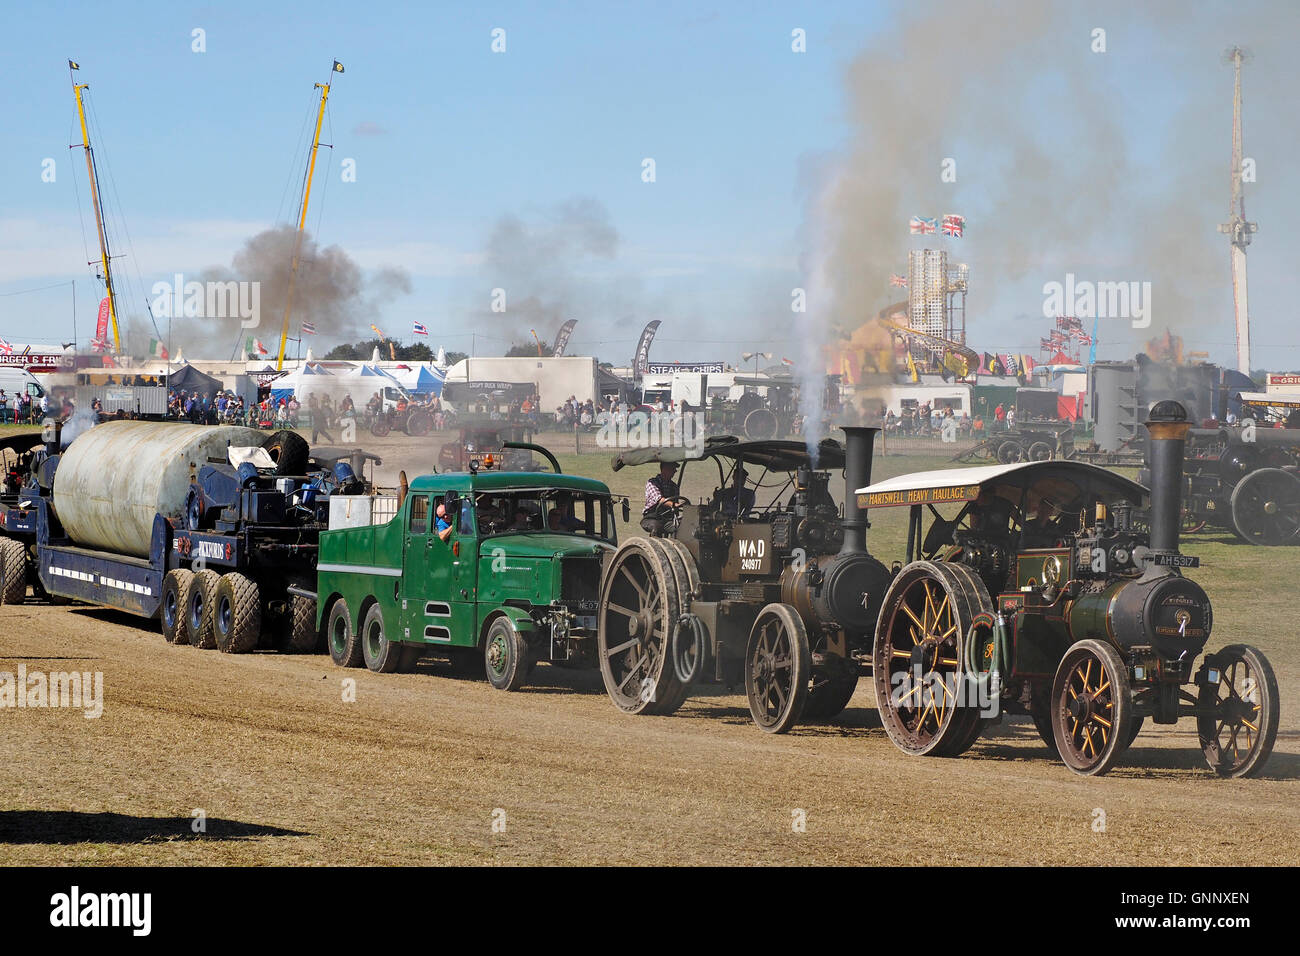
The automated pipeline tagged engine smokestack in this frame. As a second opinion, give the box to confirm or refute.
[1145,400,1190,556]
[840,426,878,554]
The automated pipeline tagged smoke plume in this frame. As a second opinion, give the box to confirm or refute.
[127,226,411,360]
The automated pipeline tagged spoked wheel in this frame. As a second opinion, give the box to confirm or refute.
[597,538,687,716]
[1229,468,1300,545]
[872,562,991,757]
[997,441,1026,464]
[1051,639,1135,776]
[744,603,811,734]
[1197,644,1279,778]
[1027,441,1053,461]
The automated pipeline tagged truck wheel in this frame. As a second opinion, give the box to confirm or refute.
[327,599,363,667]
[0,538,28,605]
[483,617,531,691]
[264,430,310,475]
[282,594,319,653]
[160,569,194,643]
[213,572,262,654]
[1050,639,1136,777]
[360,604,402,673]
[185,569,220,649]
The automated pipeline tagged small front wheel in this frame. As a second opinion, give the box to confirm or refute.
[744,603,810,734]
[484,617,532,691]
[1198,644,1279,778]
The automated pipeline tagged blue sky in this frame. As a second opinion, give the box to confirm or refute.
[2,0,1297,370]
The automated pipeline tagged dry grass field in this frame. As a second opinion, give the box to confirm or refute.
[1,426,1297,865]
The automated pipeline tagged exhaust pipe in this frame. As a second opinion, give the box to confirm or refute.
[839,426,879,555]
[1145,400,1190,556]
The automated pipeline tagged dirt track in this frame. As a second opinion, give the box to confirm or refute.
[2,596,1297,866]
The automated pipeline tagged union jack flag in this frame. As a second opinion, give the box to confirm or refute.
[909,216,937,235]
[1074,331,1092,345]
[301,321,316,335]
[890,274,907,287]
[941,214,964,238]
[0,338,11,355]
[413,322,429,337]
[90,338,108,353]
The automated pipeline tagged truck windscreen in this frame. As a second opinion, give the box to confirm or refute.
[474,491,613,541]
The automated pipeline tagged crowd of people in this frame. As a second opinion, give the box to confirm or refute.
[0,389,41,425]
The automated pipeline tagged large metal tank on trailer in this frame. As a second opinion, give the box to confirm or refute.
[52,421,265,558]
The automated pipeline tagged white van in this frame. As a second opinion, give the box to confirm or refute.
[0,368,45,423]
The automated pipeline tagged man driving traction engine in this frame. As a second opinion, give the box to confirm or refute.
[641,461,683,534]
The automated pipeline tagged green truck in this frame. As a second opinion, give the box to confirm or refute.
[316,459,622,688]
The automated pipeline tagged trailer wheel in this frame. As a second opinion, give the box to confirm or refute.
[1050,639,1136,776]
[745,603,811,734]
[264,430,310,476]
[327,599,362,667]
[282,594,319,653]
[213,573,261,654]
[0,538,28,605]
[361,604,402,673]
[483,617,531,691]
[160,569,194,643]
[1229,468,1300,545]
[186,569,220,649]
[1197,644,1279,778]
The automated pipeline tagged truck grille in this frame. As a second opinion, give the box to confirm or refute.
[561,557,601,607]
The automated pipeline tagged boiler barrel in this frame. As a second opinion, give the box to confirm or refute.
[52,421,266,558]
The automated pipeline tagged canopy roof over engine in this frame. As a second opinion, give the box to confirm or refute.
[855,460,1148,510]
[611,436,846,472]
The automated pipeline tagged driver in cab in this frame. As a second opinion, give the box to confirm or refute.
[642,461,683,534]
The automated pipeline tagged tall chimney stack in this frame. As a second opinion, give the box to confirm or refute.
[839,426,878,554]
[1145,400,1191,556]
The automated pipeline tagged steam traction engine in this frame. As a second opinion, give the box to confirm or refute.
[859,402,1279,776]
[597,428,893,733]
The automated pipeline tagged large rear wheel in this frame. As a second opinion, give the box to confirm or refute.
[1229,468,1300,545]
[361,604,402,673]
[327,599,362,667]
[1197,644,1279,778]
[872,562,990,757]
[597,538,687,716]
[1051,639,1135,776]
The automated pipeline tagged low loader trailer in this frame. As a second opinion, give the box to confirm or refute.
[0,419,377,653]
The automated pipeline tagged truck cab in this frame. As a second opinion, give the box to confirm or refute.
[317,468,619,689]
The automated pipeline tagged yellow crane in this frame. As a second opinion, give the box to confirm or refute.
[277,60,344,370]
[69,60,121,354]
